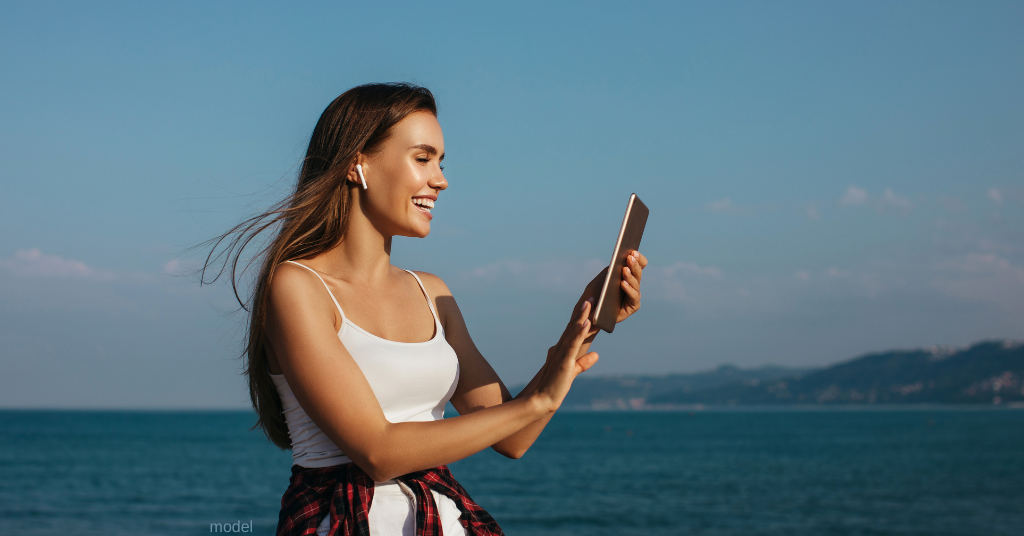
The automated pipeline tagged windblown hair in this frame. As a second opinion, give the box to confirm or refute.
[200,83,437,449]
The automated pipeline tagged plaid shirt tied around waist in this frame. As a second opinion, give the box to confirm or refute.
[276,463,505,536]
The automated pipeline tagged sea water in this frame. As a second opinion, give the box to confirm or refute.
[1,408,1022,535]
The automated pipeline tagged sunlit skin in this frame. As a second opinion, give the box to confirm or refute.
[263,111,649,482]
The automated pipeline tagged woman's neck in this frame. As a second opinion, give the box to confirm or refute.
[313,210,394,286]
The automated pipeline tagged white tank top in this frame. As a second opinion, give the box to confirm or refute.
[269,260,461,469]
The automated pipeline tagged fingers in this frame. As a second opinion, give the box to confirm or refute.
[622,264,640,291]
[621,253,642,304]
[572,296,594,325]
[621,275,640,304]
[576,300,592,335]
[556,298,591,353]
[635,250,648,269]
[566,302,592,360]
[620,250,643,314]
[574,351,600,376]
[625,250,645,282]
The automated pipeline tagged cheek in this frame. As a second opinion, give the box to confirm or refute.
[368,161,427,214]
[372,180,414,218]
[408,167,432,189]
[383,188,410,212]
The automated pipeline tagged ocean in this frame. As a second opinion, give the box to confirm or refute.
[1,408,1022,535]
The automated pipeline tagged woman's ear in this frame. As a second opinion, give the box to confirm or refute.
[346,156,366,188]
[355,164,368,189]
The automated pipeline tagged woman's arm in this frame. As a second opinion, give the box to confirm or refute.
[434,288,600,459]
[419,276,602,457]
[426,250,647,458]
[432,292,598,458]
[266,264,590,482]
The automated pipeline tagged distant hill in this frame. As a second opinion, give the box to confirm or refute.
[504,340,1024,410]
[509,364,813,410]
[648,340,1024,406]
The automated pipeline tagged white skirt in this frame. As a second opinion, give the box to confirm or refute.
[316,478,468,536]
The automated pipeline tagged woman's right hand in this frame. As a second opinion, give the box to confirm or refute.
[531,299,600,414]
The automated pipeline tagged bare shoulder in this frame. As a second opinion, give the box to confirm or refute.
[410,271,456,329]
[410,270,452,298]
[268,262,337,322]
[269,262,317,299]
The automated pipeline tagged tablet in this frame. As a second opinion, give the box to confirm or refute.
[592,193,649,333]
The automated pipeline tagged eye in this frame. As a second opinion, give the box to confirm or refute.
[417,155,443,171]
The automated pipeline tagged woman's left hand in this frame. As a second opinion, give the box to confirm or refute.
[576,249,648,325]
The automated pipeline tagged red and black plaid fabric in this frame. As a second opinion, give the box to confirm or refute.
[276,462,505,536]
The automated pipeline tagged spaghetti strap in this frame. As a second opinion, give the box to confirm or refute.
[282,260,345,322]
[404,270,443,334]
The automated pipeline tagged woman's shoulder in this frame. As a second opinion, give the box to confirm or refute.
[406,270,455,330]
[406,270,452,299]
[266,261,342,331]
[268,261,335,309]
[272,261,321,289]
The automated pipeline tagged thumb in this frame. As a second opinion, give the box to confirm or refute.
[574,352,600,376]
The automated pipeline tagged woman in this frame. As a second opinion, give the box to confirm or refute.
[203,83,648,536]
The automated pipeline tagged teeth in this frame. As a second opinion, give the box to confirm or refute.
[413,198,435,209]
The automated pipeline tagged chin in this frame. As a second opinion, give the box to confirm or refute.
[399,225,431,239]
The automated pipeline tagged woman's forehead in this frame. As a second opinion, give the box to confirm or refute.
[390,111,444,148]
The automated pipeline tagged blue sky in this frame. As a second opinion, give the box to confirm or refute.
[1,1,1022,408]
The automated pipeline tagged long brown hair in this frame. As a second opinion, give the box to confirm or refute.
[199,83,437,449]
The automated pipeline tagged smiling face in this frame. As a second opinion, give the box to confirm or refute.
[353,111,447,238]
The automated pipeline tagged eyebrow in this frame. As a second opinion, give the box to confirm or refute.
[409,144,445,160]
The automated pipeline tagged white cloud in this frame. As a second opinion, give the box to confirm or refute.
[644,261,727,303]
[462,258,607,291]
[163,258,202,277]
[0,249,114,280]
[937,195,966,214]
[939,253,1014,273]
[879,188,914,213]
[0,249,222,315]
[825,267,851,278]
[839,186,867,206]
[660,261,724,279]
[467,259,527,280]
[988,188,1002,205]
[838,186,914,213]
[707,198,740,213]
[164,259,182,275]
[795,265,898,298]
[932,253,1024,315]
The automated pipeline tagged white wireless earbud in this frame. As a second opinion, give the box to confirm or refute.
[355,164,368,190]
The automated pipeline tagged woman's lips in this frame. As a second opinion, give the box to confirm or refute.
[414,203,433,220]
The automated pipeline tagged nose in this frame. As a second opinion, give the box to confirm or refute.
[430,167,448,191]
